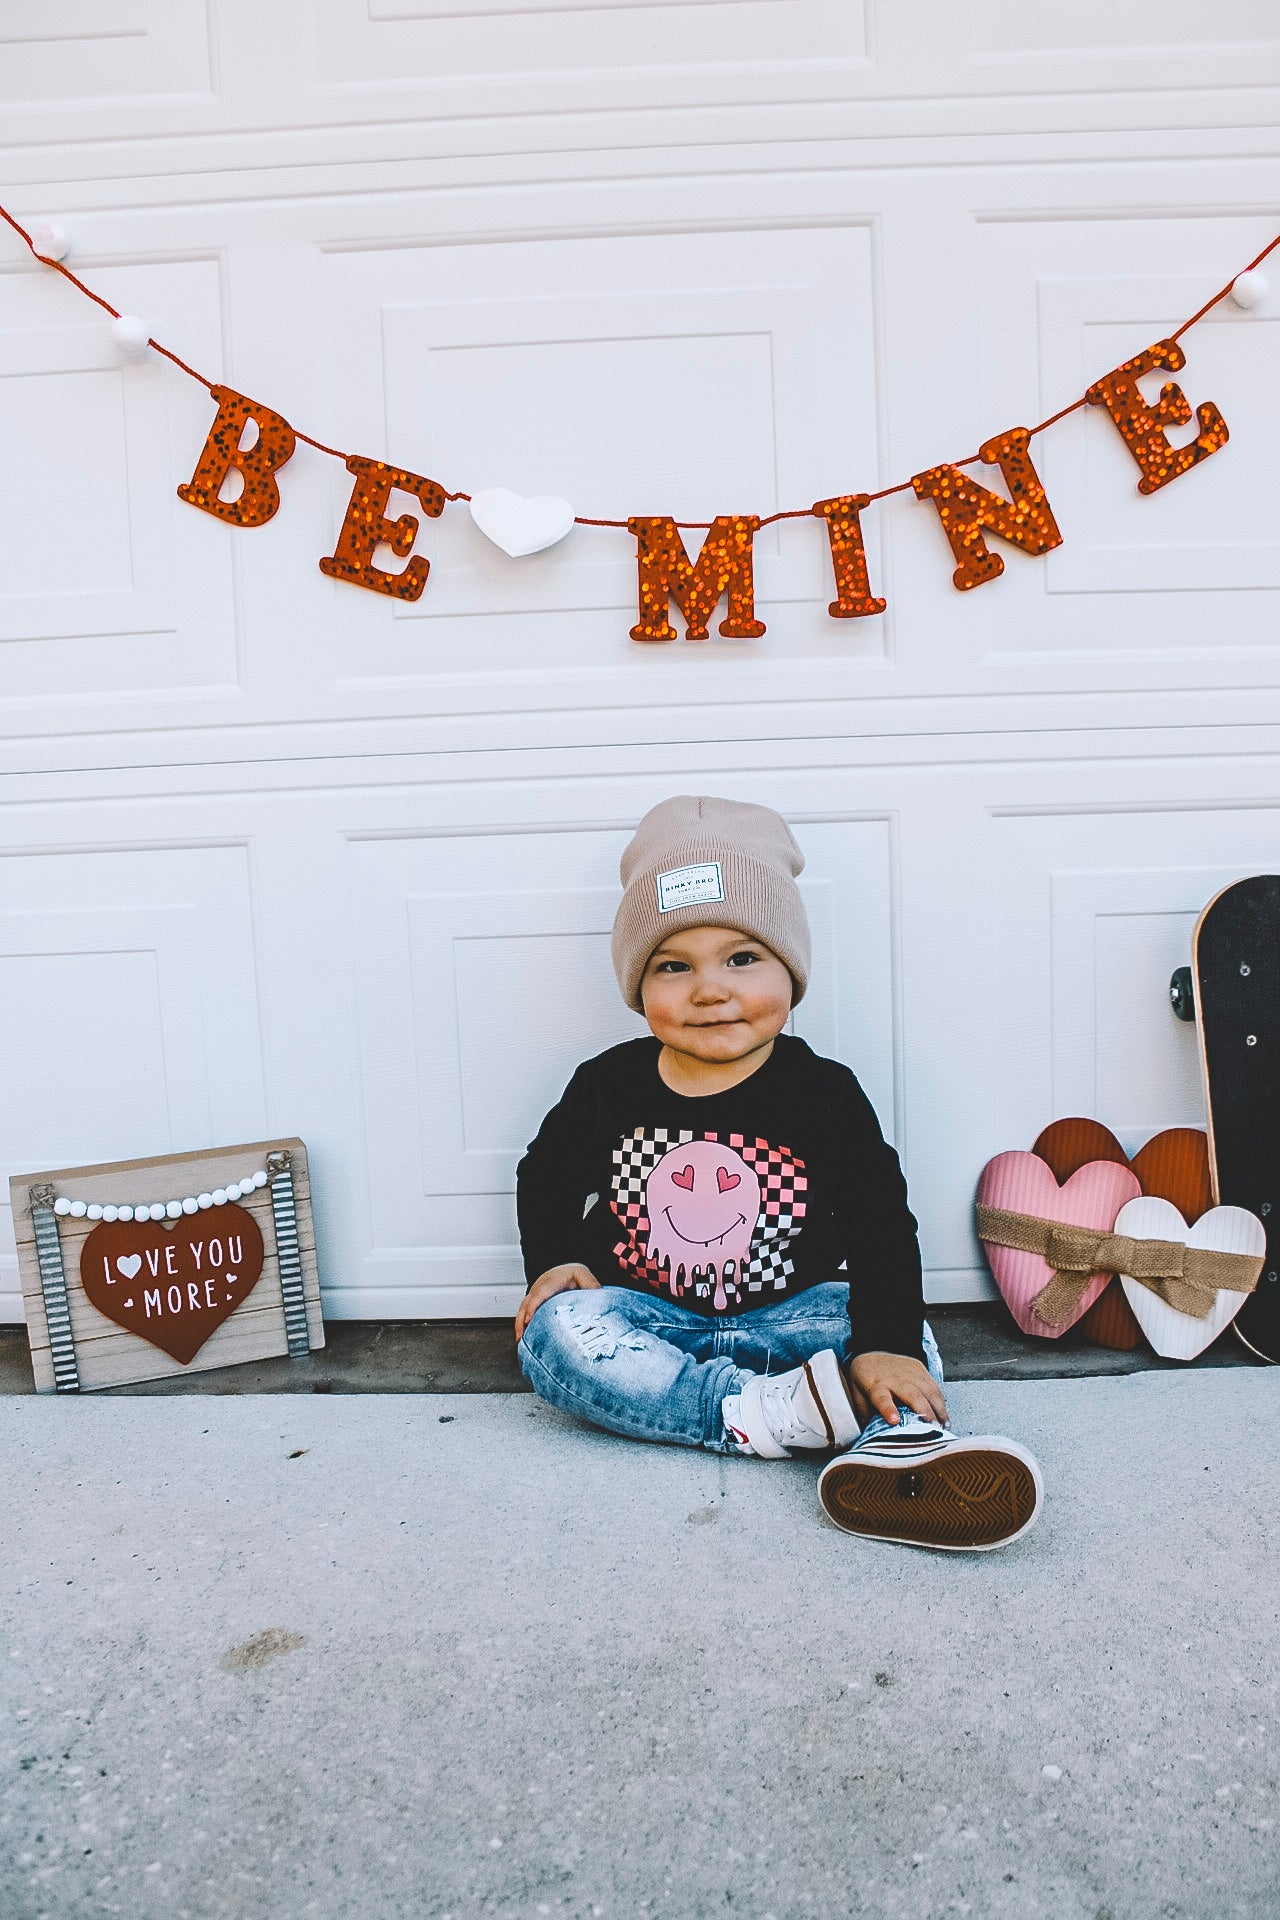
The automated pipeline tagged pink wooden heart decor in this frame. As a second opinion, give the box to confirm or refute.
[976,1151,1141,1338]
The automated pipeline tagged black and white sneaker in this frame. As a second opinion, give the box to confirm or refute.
[817,1415,1043,1551]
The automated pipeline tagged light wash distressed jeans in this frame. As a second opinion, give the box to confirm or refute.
[518,1282,944,1456]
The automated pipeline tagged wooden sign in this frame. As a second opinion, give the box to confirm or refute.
[10,1138,324,1393]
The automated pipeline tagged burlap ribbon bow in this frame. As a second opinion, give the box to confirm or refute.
[975,1204,1264,1329]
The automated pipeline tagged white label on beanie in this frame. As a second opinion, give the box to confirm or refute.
[656,861,725,913]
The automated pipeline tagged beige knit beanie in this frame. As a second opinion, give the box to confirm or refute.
[612,795,810,1011]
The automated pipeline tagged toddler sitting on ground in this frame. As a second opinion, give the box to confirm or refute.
[515,794,1042,1550]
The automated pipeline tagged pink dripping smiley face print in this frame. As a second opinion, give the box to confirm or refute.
[644,1139,762,1310]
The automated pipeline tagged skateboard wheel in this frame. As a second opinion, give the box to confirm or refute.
[1169,966,1195,1022]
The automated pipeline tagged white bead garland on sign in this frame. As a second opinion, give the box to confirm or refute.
[52,1167,270,1220]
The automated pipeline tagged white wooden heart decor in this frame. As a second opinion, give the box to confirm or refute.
[1114,1195,1265,1360]
[469,488,575,558]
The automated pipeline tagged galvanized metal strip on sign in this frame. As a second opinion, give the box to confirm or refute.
[267,1151,311,1356]
[30,1188,80,1393]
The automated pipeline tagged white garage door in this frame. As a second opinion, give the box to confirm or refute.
[2,3,1279,1320]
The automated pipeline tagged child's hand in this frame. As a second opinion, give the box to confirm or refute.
[845,1350,949,1429]
[514,1264,603,1342]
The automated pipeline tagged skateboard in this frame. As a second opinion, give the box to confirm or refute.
[1190,875,1280,1362]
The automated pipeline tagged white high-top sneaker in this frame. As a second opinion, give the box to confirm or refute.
[725,1349,860,1458]
[817,1414,1043,1551]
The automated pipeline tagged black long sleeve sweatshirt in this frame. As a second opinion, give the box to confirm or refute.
[515,1034,925,1359]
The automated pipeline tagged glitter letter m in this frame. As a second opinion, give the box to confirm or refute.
[627,515,766,642]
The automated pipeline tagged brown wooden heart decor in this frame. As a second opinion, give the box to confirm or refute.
[79,1206,265,1364]
[1031,1119,1213,1350]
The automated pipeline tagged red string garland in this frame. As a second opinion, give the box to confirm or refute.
[1,197,1276,634]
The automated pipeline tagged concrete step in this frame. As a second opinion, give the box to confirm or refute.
[0,1302,1263,1396]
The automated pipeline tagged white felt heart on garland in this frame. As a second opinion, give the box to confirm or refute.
[1114,1194,1265,1360]
[469,488,576,558]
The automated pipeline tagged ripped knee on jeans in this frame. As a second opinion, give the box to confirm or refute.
[553,1294,649,1364]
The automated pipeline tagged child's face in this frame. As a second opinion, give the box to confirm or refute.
[640,926,793,1065]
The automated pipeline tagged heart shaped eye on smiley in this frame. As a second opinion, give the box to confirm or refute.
[666,1164,743,1193]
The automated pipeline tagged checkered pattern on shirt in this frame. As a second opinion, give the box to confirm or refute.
[610,1127,808,1305]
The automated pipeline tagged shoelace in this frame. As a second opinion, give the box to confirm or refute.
[758,1374,821,1447]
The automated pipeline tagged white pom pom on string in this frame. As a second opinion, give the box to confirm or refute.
[30,219,70,262]
[1230,270,1269,311]
[103,1206,119,1222]
[197,1192,213,1209]
[182,1197,199,1215]
[87,1205,104,1221]
[111,314,152,360]
[118,1206,134,1222]
[211,1188,228,1206]
[148,1202,166,1222]
[69,1201,88,1218]
[53,1198,72,1216]
[251,1169,269,1188]
[166,1199,183,1219]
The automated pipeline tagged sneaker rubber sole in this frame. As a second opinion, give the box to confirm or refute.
[818,1436,1043,1551]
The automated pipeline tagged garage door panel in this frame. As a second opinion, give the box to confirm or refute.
[2,0,1271,153]
[314,0,868,93]
[0,844,267,1321]
[346,812,895,1304]
[992,809,1280,1159]
[321,226,882,679]
[0,0,212,114]
[0,257,240,724]
[974,216,1280,658]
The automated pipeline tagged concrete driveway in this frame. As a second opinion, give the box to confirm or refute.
[3,1371,1278,1919]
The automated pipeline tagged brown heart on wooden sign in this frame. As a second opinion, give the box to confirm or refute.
[79,1206,266,1364]
[1031,1119,1212,1350]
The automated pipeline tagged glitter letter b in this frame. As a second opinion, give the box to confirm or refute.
[176,386,296,527]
